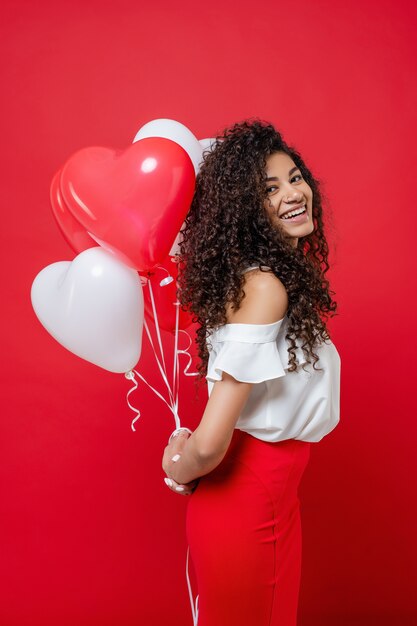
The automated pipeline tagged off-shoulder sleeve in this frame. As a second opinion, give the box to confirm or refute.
[206,321,286,384]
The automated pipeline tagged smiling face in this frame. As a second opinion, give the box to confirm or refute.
[264,151,314,247]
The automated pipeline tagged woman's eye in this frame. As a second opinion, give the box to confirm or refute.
[267,175,302,193]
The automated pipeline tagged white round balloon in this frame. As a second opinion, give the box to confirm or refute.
[199,137,217,152]
[133,119,203,175]
[167,139,218,256]
[31,247,144,374]
[169,229,182,257]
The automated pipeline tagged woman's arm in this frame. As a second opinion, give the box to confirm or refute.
[162,268,288,486]
[163,372,254,485]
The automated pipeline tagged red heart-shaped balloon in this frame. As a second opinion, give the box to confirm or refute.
[60,137,195,271]
[50,169,97,254]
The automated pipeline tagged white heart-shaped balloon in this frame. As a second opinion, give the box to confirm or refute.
[31,247,144,374]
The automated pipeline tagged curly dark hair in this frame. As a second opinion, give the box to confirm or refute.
[177,118,338,380]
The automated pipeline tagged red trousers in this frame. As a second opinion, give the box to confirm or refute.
[186,429,311,626]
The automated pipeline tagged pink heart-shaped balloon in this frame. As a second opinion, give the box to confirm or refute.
[60,137,195,271]
[31,248,144,373]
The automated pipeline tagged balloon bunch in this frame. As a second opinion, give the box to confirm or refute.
[31,119,216,431]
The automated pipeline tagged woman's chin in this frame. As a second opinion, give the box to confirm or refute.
[282,222,315,238]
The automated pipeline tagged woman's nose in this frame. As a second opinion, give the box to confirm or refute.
[283,187,303,203]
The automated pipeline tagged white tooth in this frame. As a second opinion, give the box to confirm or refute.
[282,207,305,219]
[281,204,306,219]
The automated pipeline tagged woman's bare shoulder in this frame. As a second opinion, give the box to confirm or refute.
[225,269,288,325]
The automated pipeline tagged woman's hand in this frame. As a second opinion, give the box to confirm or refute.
[162,430,199,496]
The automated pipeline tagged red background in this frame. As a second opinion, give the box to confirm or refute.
[1,1,416,624]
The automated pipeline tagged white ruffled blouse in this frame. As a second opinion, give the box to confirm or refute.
[206,300,341,443]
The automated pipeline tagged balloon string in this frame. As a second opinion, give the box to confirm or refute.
[173,300,181,418]
[126,277,199,432]
[125,369,181,430]
[125,371,141,432]
[186,545,199,625]
[143,285,181,427]
[173,300,179,398]
[146,279,181,425]
[147,279,168,375]
[178,328,193,351]
[133,369,180,424]
[143,319,173,401]
[177,329,199,377]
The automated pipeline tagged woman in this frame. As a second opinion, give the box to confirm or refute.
[162,119,341,626]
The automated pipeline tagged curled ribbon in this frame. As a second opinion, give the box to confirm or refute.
[125,270,198,431]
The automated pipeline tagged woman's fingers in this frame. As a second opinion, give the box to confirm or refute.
[163,476,189,495]
[169,429,192,444]
[163,476,198,496]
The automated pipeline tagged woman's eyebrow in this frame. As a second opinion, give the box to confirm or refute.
[266,166,300,182]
